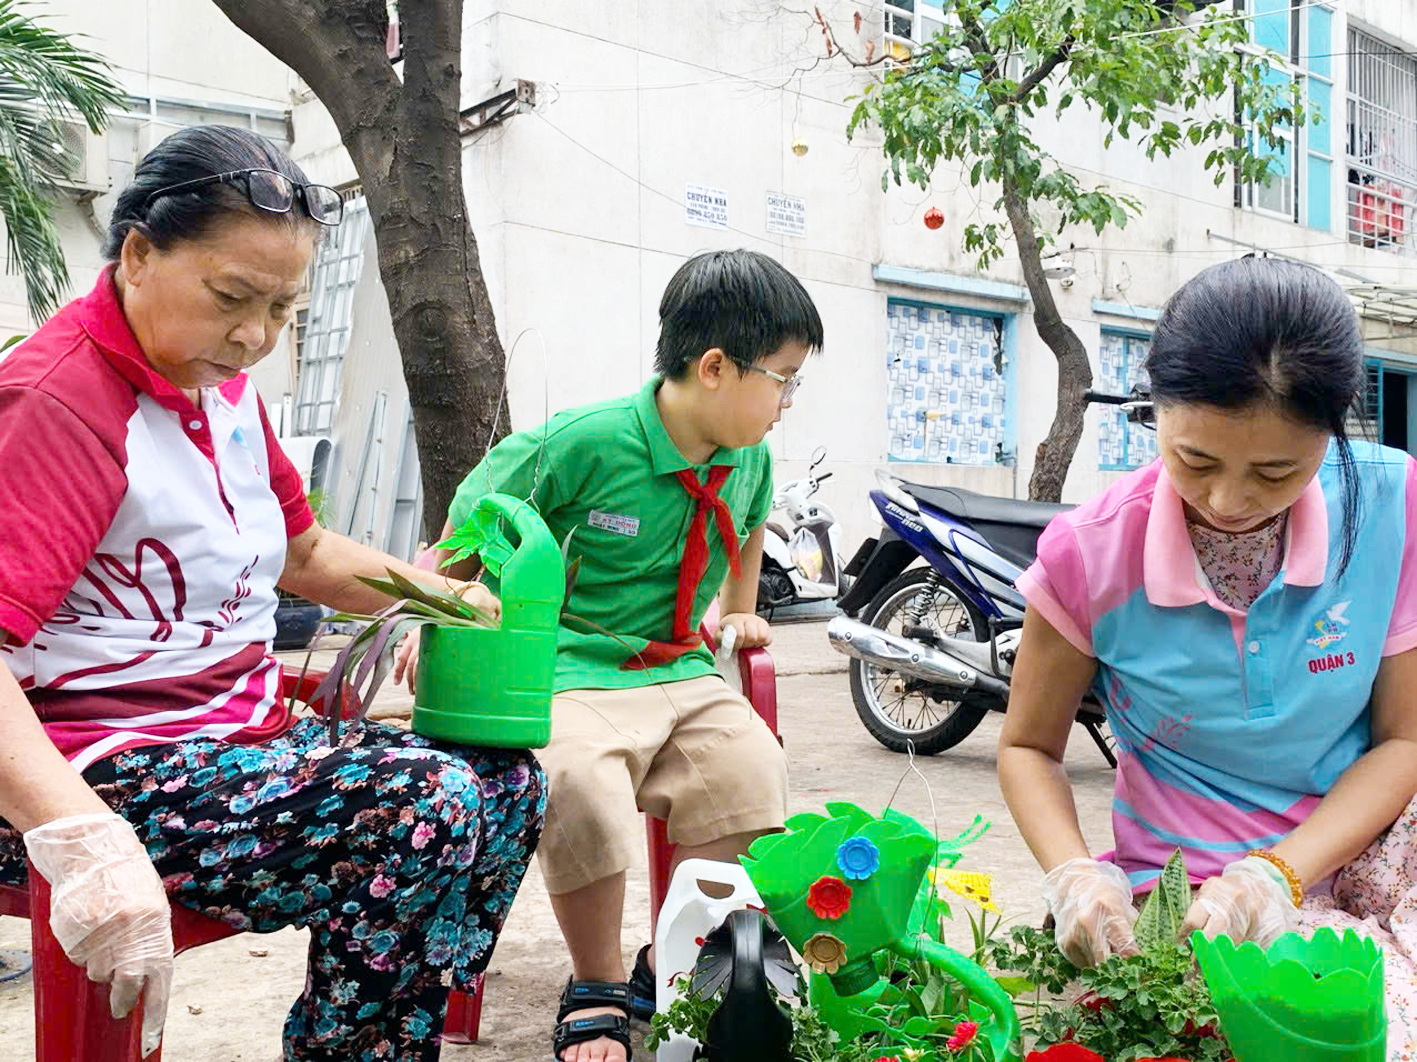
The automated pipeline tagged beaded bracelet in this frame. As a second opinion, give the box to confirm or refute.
[1247,848,1305,908]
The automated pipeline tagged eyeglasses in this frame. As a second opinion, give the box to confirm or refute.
[746,364,804,406]
[143,168,344,227]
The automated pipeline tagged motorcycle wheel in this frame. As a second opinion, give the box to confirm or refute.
[848,567,992,755]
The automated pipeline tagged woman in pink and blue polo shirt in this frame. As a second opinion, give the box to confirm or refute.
[1000,257,1417,1055]
[0,126,544,1061]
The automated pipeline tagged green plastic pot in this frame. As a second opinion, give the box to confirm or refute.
[411,493,564,748]
[1192,928,1387,1062]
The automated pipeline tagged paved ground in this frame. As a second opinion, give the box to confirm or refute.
[0,621,1116,1061]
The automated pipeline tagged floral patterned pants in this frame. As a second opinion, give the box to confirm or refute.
[0,718,546,1062]
[1299,794,1417,1061]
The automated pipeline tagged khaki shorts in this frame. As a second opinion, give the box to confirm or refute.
[535,674,788,895]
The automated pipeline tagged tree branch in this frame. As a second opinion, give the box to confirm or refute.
[210,0,400,143]
[1013,38,1073,102]
[957,12,1000,85]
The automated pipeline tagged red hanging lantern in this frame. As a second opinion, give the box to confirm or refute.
[924,207,944,230]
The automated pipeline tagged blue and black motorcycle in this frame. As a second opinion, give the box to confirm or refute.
[828,390,1150,764]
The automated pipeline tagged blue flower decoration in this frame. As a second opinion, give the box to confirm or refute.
[836,836,881,880]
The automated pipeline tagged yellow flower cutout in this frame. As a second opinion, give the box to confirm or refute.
[937,869,1000,913]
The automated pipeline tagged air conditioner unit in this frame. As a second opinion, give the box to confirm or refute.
[53,119,110,195]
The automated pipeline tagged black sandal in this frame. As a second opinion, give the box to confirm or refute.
[628,943,657,1021]
[552,979,633,1060]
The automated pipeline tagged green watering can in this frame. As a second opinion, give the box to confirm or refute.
[411,493,565,748]
[1193,928,1387,1062]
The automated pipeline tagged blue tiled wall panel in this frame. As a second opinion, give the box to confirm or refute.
[886,301,1008,464]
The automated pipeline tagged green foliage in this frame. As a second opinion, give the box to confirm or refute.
[646,973,990,1062]
[987,849,1229,1061]
[848,0,1307,269]
[305,487,332,528]
[989,927,1228,1061]
[0,1,126,319]
[1133,848,1191,951]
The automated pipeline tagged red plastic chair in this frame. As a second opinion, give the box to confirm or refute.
[645,633,780,936]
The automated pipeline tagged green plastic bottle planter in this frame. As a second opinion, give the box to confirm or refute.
[1193,928,1387,1062]
[741,801,1022,1061]
[412,494,565,748]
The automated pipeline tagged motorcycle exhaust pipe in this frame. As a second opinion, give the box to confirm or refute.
[827,616,1010,698]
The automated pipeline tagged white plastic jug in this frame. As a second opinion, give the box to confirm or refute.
[653,857,765,1062]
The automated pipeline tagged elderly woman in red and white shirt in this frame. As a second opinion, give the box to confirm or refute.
[0,124,544,1062]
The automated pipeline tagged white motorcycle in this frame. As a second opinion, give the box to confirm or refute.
[756,447,850,617]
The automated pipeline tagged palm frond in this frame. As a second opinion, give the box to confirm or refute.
[0,154,66,319]
[0,1,126,129]
[0,1,124,321]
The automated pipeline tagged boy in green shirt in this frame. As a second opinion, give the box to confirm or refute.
[400,250,822,1062]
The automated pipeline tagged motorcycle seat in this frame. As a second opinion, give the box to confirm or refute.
[765,521,790,541]
[903,482,1072,529]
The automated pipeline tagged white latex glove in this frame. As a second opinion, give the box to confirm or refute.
[1181,855,1297,948]
[1041,857,1141,968]
[24,812,173,1057]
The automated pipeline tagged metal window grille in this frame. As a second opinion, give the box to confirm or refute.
[1346,28,1416,254]
[1097,332,1157,471]
[293,195,371,435]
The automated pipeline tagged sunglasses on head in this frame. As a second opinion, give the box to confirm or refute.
[143,168,344,227]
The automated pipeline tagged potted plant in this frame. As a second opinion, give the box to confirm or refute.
[304,492,565,748]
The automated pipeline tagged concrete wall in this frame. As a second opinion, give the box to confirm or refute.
[284,0,1417,557]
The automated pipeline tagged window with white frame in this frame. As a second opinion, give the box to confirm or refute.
[293,192,371,435]
[883,0,946,60]
[1237,0,1336,233]
[1096,331,1157,471]
[1346,28,1416,255]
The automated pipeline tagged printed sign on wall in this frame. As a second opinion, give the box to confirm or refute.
[686,184,729,229]
[766,191,806,237]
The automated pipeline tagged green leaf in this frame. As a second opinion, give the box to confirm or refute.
[994,975,1036,997]
[1134,848,1192,950]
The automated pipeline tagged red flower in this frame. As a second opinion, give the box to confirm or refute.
[1026,1046,1106,1062]
[946,1020,980,1050]
[806,875,853,919]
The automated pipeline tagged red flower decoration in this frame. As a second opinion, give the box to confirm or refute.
[1026,1047,1106,1062]
[947,1020,980,1051]
[806,875,852,919]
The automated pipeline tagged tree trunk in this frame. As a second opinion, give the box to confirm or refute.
[1000,176,1093,503]
[210,0,506,541]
